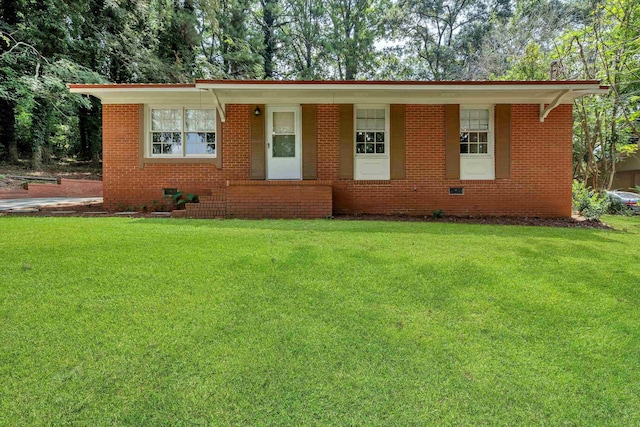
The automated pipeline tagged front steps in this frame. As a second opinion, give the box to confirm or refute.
[170,180,333,219]
[171,194,226,219]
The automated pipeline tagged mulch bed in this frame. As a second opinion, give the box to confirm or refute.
[1,202,612,229]
[334,213,611,229]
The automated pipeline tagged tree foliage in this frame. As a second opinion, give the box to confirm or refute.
[0,0,637,188]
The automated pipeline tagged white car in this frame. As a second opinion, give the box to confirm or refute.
[606,191,640,213]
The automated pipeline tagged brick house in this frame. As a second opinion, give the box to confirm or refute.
[69,80,606,218]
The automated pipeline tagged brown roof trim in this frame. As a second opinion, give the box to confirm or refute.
[195,79,602,86]
[68,80,605,89]
[67,83,197,89]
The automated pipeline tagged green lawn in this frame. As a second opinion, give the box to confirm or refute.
[1,216,639,425]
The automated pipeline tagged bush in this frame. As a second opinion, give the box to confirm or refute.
[432,209,445,219]
[572,180,609,221]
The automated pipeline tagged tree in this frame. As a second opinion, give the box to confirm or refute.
[326,0,384,80]
[278,0,328,79]
[555,0,640,189]
[394,0,495,80]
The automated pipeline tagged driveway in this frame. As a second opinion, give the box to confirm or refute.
[0,197,103,212]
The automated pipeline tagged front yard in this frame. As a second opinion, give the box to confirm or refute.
[1,216,639,425]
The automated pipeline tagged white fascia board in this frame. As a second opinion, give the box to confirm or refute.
[69,89,212,105]
[68,84,606,105]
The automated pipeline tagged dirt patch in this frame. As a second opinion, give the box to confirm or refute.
[0,161,102,191]
[0,176,25,192]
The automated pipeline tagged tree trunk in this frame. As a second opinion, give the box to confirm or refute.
[0,99,19,163]
[262,0,276,79]
[32,145,42,170]
[0,0,19,163]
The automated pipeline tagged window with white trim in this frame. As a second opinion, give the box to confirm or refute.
[460,108,489,154]
[459,106,495,180]
[355,108,387,155]
[354,106,390,180]
[149,108,216,157]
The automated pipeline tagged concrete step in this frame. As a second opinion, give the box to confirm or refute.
[171,210,188,218]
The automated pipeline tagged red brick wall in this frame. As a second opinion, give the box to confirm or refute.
[102,104,250,209]
[226,181,332,219]
[325,104,573,217]
[102,102,573,217]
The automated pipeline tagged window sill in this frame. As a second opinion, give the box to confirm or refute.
[143,157,217,165]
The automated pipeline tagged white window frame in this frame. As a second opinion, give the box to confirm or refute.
[354,104,390,180]
[354,104,390,158]
[146,106,217,158]
[459,104,495,180]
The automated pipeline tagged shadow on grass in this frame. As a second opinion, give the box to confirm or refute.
[127,217,624,242]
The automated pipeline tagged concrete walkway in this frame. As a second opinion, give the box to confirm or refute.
[0,197,103,212]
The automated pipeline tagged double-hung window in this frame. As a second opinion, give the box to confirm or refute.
[354,106,390,180]
[459,106,494,180]
[149,108,216,157]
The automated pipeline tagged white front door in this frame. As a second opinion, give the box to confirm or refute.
[266,106,302,180]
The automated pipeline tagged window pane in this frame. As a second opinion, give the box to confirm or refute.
[376,143,385,153]
[366,119,375,130]
[186,109,216,131]
[356,132,365,142]
[375,132,385,142]
[460,144,468,154]
[366,132,374,142]
[273,112,295,134]
[479,143,488,153]
[460,132,469,143]
[356,109,366,119]
[273,135,295,157]
[356,143,366,153]
[186,132,215,155]
[187,132,205,144]
[461,109,489,131]
[470,132,478,142]
[375,119,385,130]
[366,143,374,153]
[479,132,487,142]
[152,144,161,154]
[469,144,478,153]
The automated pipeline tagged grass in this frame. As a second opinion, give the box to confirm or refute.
[1,215,639,425]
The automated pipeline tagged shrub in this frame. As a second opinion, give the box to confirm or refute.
[572,180,609,221]
[168,191,199,210]
[432,209,446,219]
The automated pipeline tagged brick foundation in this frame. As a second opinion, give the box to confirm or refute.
[226,181,332,219]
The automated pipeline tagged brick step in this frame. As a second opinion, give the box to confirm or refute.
[199,194,226,202]
[0,190,30,199]
[186,201,226,210]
